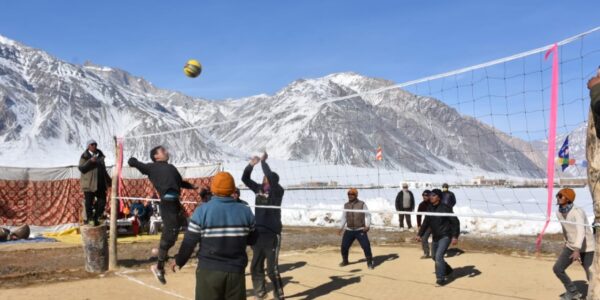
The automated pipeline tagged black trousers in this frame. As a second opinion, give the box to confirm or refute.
[157,200,187,270]
[341,230,373,263]
[398,210,412,228]
[553,247,593,293]
[251,232,284,299]
[196,268,246,300]
[84,190,106,223]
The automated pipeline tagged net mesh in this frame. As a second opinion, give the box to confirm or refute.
[119,27,600,235]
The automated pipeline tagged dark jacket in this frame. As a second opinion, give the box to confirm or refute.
[395,190,415,211]
[591,83,600,138]
[175,196,257,273]
[127,158,195,198]
[441,191,456,208]
[78,149,111,192]
[416,201,431,227]
[418,202,460,241]
[242,161,284,234]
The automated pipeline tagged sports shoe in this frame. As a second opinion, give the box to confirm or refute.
[367,261,374,270]
[399,227,405,232]
[445,266,454,276]
[560,291,584,300]
[420,255,431,259]
[436,279,448,286]
[339,261,349,267]
[254,291,267,300]
[151,265,167,285]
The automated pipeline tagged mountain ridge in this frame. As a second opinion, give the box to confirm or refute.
[0,34,549,177]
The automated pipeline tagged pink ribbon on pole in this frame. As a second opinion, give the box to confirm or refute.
[536,43,559,252]
[116,138,125,212]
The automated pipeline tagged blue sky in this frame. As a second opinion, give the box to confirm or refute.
[1,1,598,101]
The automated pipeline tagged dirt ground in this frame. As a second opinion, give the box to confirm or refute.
[0,227,578,300]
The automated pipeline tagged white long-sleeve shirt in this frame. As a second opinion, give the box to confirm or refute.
[340,203,372,231]
[556,206,595,253]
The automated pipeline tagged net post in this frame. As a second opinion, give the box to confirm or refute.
[586,109,600,299]
[108,135,119,270]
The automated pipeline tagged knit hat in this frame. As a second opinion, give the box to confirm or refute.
[347,188,358,196]
[86,139,97,146]
[558,188,576,203]
[211,172,236,197]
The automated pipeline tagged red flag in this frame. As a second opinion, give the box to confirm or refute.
[376,146,383,161]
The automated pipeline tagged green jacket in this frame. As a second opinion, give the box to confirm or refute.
[591,83,600,138]
[78,149,111,192]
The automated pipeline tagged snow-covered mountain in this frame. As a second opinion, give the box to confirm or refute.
[0,34,545,177]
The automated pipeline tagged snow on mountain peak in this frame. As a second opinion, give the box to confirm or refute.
[0,36,547,178]
[0,35,18,47]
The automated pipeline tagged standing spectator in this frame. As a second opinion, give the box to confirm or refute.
[232,188,249,205]
[242,152,285,300]
[417,189,460,286]
[395,183,415,231]
[417,190,432,258]
[78,139,111,226]
[553,188,594,300]
[199,187,212,203]
[441,183,457,209]
[339,188,374,270]
[131,200,148,233]
[172,172,257,300]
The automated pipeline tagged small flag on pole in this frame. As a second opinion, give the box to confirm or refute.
[558,136,569,171]
[376,146,383,161]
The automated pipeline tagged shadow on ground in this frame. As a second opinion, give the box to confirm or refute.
[447,265,482,284]
[286,275,361,300]
[347,253,400,268]
[280,261,307,273]
[446,248,465,257]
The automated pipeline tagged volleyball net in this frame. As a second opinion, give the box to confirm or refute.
[115,26,600,237]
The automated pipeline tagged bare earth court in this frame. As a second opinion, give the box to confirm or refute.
[0,227,585,300]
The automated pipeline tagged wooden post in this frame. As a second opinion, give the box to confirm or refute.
[108,136,119,270]
[81,225,108,273]
[586,109,600,300]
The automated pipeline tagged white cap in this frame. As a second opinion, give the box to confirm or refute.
[86,139,97,146]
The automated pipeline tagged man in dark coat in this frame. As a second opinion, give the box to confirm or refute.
[417,189,460,286]
[78,139,111,226]
[395,183,415,231]
[242,152,285,300]
[441,183,457,209]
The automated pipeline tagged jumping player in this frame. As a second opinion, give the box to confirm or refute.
[128,145,197,284]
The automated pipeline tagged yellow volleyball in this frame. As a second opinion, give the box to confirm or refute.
[184,59,202,78]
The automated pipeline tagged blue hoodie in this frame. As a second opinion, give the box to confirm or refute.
[175,196,257,273]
